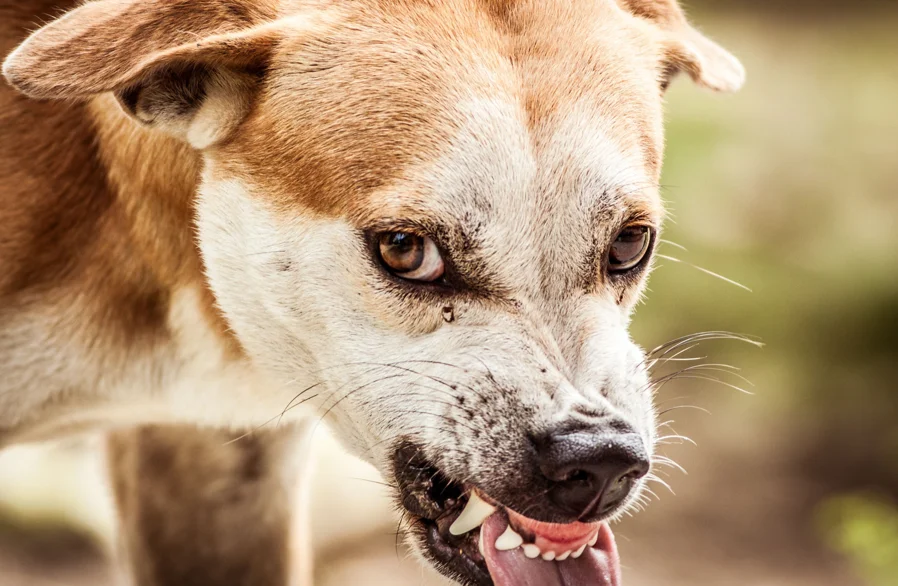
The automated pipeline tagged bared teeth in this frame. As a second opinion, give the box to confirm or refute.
[491,520,601,562]
[450,496,603,563]
[495,526,524,551]
[506,540,586,562]
[449,492,497,536]
[588,531,599,547]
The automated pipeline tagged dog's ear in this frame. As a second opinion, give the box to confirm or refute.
[2,0,323,148]
[619,0,745,93]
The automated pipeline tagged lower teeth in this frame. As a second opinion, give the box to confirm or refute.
[495,526,524,551]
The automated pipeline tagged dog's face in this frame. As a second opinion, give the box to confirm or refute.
[4,1,743,584]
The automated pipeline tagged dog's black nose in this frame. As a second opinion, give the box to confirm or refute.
[535,421,650,520]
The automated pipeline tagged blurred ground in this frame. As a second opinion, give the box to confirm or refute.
[1,6,897,586]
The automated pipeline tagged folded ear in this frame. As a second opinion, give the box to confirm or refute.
[620,0,745,93]
[2,0,298,148]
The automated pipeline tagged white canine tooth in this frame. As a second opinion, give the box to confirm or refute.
[495,526,524,551]
[542,551,556,561]
[571,544,588,559]
[523,544,541,559]
[478,528,486,557]
[556,550,571,561]
[449,492,497,536]
[588,532,599,547]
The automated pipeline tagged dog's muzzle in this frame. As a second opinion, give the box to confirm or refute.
[391,421,649,586]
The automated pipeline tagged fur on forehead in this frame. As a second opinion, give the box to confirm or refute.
[4,0,742,214]
[211,0,674,221]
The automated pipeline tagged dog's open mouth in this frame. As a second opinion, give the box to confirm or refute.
[394,444,622,586]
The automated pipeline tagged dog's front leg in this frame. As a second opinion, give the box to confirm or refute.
[107,423,314,586]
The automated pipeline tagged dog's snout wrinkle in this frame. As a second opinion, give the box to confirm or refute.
[569,402,607,421]
[504,297,572,375]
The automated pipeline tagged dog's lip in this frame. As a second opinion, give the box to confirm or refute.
[505,506,604,551]
[422,516,492,586]
[402,488,493,585]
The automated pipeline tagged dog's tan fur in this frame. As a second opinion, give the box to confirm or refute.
[1,1,742,584]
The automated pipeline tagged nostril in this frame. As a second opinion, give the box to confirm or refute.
[560,468,591,484]
[619,457,650,482]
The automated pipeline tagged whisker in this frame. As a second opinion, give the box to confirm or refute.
[221,392,319,446]
[644,473,676,495]
[647,343,704,371]
[245,248,288,257]
[344,477,396,489]
[657,404,712,417]
[654,433,698,446]
[656,254,753,293]
[649,331,763,359]
[658,238,688,252]
[638,486,661,503]
[652,455,688,475]
[657,372,754,395]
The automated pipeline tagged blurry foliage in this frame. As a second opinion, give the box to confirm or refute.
[637,10,898,468]
[817,494,898,586]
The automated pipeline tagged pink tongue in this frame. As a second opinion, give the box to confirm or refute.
[481,515,620,586]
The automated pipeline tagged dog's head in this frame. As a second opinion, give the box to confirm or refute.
[4,1,742,584]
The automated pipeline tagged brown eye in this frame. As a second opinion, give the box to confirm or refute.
[377,232,445,282]
[609,226,652,272]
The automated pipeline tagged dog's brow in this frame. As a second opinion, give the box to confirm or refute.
[361,215,464,244]
[584,185,662,231]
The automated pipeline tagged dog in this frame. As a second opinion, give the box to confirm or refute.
[0,1,743,584]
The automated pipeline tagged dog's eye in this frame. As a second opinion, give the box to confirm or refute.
[377,232,445,282]
[608,226,652,272]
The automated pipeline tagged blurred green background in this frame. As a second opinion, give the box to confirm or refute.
[1,2,896,585]
[621,3,898,584]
